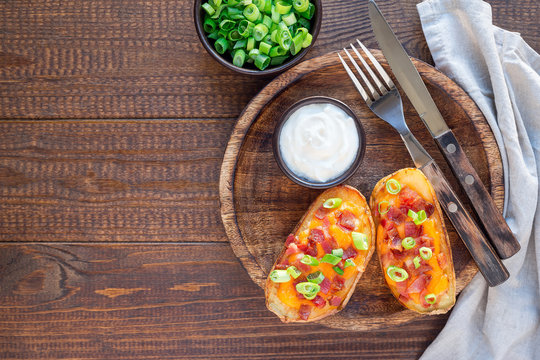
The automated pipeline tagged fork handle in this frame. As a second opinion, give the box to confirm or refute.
[421,161,509,287]
[435,130,520,259]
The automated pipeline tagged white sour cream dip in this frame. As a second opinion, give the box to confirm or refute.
[278,102,360,183]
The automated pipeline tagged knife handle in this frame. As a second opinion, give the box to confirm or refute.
[434,130,520,259]
[421,161,509,287]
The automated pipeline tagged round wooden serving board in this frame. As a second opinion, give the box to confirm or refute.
[219,50,504,330]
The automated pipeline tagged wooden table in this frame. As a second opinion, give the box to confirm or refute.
[0,1,538,359]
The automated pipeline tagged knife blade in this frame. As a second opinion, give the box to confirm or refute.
[368,0,520,259]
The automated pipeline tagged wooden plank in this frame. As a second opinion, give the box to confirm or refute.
[0,243,448,359]
[0,119,233,242]
[0,0,538,119]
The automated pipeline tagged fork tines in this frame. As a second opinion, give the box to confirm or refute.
[338,39,395,105]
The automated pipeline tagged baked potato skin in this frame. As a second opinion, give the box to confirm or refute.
[370,168,456,314]
[265,185,375,323]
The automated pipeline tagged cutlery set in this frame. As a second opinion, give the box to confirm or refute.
[338,0,519,286]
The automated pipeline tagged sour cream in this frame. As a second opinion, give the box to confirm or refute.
[278,102,360,183]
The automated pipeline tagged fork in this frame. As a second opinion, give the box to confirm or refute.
[338,40,509,287]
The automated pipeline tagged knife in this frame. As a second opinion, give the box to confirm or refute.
[368,0,520,259]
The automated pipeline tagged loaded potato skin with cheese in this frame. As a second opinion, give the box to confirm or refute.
[370,168,456,314]
[265,185,375,322]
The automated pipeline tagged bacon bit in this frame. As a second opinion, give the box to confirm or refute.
[342,246,358,260]
[407,274,431,294]
[420,289,432,308]
[424,203,435,217]
[380,218,387,228]
[305,239,318,257]
[277,257,290,268]
[285,234,296,246]
[299,304,312,320]
[404,221,423,237]
[330,276,345,293]
[437,253,447,269]
[322,216,331,228]
[390,249,407,261]
[285,243,300,256]
[294,260,311,273]
[275,263,288,270]
[311,295,326,308]
[387,206,407,224]
[314,206,329,220]
[328,296,342,307]
[319,277,331,294]
[399,294,411,303]
[381,251,395,264]
[395,278,408,294]
[337,210,356,231]
[296,291,306,299]
[309,228,325,243]
[389,236,403,251]
[336,260,345,270]
[416,235,433,248]
[321,240,333,254]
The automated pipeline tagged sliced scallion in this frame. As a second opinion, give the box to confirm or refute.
[332,248,344,258]
[333,266,344,275]
[307,271,324,284]
[243,4,261,22]
[419,247,433,260]
[296,282,320,300]
[413,256,421,269]
[255,53,270,70]
[233,49,246,67]
[401,237,416,250]
[386,179,401,194]
[323,197,342,209]
[408,209,427,225]
[352,231,369,250]
[344,259,356,268]
[378,200,390,215]
[386,265,409,282]
[286,265,302,279]
[269,269,291,283]
[300,254,319,266]
[425,293,437,304]
[293,0,309,13]
[275,0,292,14]
[321,254,341,266]
[214,37,229,54]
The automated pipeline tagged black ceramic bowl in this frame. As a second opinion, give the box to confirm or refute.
[272,96,367,189]
[194,0,322,76]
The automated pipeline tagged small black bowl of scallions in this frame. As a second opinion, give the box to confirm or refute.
[194,0,322,75]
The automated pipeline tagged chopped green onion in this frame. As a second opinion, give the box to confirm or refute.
[253,0,266,11]
[228,30,242,41]
[234,38,247,49]
[302,32,312,48]
[253,23,269,41]
[323,197,342,209]
[321,254,341,265]
[269,269,291,283]
[214,37,229,54]
[219,19,235,31]
[255,53,270,70]
[207,30,219,40]
[296,282,320,300]
[275,0,292,14]
[233,49,246,67]
[386,265,409,282]
[259,41,272,55]
[227,7,244,20]
[262,15,273,29]
[277,28,291,50]
[299,3,315,19]
[413,256,421,269]
[290,32,304,55]
[203,17,217,33]
[217,29,229,39]
[295,27,308,39]
[264,0,272,14]
[352,231,369,250]
[332,248,344,258]
[248,48,260,60]
[211,4,226,19]
[287,265,302,279]
[202,2,216,16]
[344,259,356,268]
[238,20,254,37]
[270,55,289,65]
[425,293,437,304]
[271,5,281,23]
[408,209,427,225]
[269,45,287,57]
[401,237,416,250]
[386,179,401,194]
[419,247,433,260]
[378,200,390,215]
[307,271,324,284]
[282,12,297,26]
[243,4,261,22]
[298,17,311,30]
[301,254,319,266]
[209,0,222,8]
[293,0,309,13]
[333,266,344,275]
[246,37,255,51]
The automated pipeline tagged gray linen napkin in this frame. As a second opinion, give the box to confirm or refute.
[416,0,540,359]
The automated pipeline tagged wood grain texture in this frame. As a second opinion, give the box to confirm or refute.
[0,119,232,242]
[219,51,504,330]
[0,0,538,119]
[0,243,447,359]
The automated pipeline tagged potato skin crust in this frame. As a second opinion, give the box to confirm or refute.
[265,185,375,322]
[370,168,456,314]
